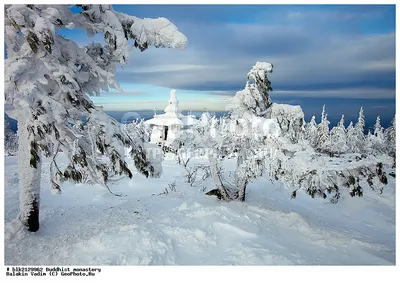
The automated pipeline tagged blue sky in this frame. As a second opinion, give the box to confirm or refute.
[58,5,396,126]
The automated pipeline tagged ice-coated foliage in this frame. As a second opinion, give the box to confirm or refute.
[266,103,305,143]
[123,119,152,145]
[226,61,273,118]
[270,144,393,202]
[4,4,186,231]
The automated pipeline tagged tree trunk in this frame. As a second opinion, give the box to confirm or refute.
[17,120,41,232]
[208,154,230,201]
[237,179,247,202]
[235,151,247,202]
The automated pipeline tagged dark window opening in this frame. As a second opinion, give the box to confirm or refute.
[162,126,169,141]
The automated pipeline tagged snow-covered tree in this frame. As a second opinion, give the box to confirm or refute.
[4,4,187,231]
[351,107,366,153]
[4,118,18,156]
[370,116,385,154]
[266,103,305,143]
[314,105,331,154]
[364,130,372,153]
[226,62,273,118]
[223,62,279,201]
[384,115,396,165]
[174,62,277,201]
[346,107,366,154]
[329,115,347,156]
[346,121,356,152]
[305,115,318,146]
[374,116,384,140]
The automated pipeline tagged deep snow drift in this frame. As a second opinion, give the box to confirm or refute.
[4,154,395,265]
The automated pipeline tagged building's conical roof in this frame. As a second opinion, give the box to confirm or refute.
[164,89,182,116]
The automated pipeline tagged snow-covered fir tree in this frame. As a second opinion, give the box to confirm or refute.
[305,115,318,146]
[346,107,366,154]
[329,114,347,156]
[365,130,375,154]
[4,4,187,231]
[384,115,396,165]
[371,116,385,154]
[4,118,18,156]
[346,121,356,152]
[374,116,384,140]
[314,105,331,154]
[351,107,366,153]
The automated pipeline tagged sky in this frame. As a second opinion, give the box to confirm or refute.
[12,4,398,127]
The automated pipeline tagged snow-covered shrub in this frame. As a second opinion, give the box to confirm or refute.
[270,144,393,203]
[266,103,305,143]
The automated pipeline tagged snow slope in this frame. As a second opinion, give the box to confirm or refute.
[4,155,395,265]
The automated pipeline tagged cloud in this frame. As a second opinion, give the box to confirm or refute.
[127,64,216,73]
[285,8,383,22]
[97,89,147,96]
[115,20,395,100]
[271,87,395,99]
[67,5,394,115]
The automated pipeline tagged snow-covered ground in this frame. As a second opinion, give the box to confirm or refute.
[4,154,395,265]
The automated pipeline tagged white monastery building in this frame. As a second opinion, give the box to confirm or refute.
[145,89,198,146]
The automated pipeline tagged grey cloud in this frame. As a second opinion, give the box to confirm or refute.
[97,89,148,96]
[108,11,395,100]
[271,88,395,99]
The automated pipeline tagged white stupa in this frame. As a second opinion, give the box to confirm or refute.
[145,89,198,146]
